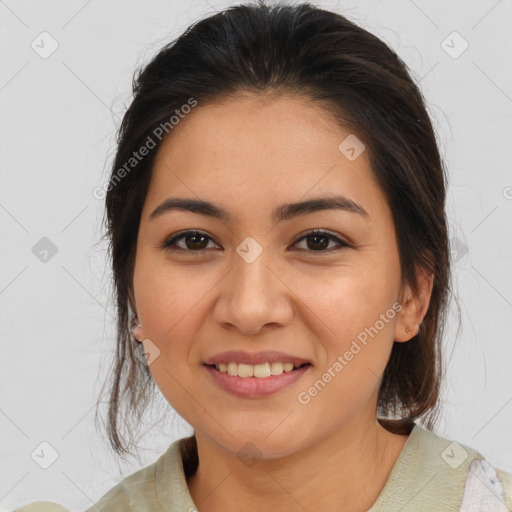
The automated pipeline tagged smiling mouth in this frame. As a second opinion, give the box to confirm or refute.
[206,362,311,379]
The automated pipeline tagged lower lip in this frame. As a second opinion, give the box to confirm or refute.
[204,364,311,398]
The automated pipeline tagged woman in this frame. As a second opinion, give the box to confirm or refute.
[15,1,512,511]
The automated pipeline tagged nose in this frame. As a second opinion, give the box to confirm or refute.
[212,246,294,335]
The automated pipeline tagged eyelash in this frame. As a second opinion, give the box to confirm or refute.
[160,229,351,255]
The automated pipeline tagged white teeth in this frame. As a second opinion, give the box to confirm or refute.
[270,362,283,375]
[237,363,254,378]
[214,361,304,378]
[227,362,238,376]
[253,363,271,378]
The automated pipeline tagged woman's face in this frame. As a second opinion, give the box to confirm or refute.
[133,94,420,458]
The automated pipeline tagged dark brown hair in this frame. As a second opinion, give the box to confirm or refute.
[96,0,456,460]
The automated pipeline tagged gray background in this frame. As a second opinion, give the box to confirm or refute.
[1,0,511,509]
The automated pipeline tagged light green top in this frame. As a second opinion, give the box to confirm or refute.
[13,423,512,512]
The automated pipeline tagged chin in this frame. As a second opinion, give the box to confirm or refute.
[209,424,308,461]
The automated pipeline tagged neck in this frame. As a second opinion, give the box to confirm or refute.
[187,415,410,512]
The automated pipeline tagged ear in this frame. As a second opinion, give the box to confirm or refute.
[394,265,434,343]
[128,287,144,341]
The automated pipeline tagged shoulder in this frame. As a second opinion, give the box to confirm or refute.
[82,449,165,511]
[481,464,512,510]
[13,437,194,512]
[415,424,512,511]
[370,423,512,511]
[12,502,69,512]
[84,436,195,512]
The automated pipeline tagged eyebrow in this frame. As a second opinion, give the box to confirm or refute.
[149,195,369,223]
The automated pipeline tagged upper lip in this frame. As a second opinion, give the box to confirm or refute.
[204,350,311,366]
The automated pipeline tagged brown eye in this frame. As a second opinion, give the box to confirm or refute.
[293,230,350,253]
[161,231,218,252]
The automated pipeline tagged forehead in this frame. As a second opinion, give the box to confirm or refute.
[155,93,361,165]
[144,94,386,223]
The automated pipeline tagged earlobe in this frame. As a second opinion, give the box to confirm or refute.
[405,323,419,335]
[130,316,143,342]
[394,319,421,343]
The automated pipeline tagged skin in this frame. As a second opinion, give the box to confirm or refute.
[131,93,434,512]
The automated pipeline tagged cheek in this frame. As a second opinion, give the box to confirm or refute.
[306,264,399,345]
[133,254,204,337]
[133,268,204,420]
[133,259,217,368]
[298,264,400,411]
[295,272,398,420]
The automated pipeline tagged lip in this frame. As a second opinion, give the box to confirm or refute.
[204,363,312,398]
[203,350,311,366]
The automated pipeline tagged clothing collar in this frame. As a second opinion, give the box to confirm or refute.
[155,423,483,511]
